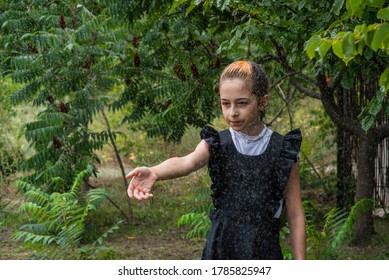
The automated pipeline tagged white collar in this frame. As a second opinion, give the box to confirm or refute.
[230,125,269,144]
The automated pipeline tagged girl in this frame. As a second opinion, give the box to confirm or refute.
[126,61,306,260]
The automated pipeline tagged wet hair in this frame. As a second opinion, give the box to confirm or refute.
[219,61,269,119]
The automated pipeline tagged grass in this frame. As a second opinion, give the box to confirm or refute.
[89,162,210,260]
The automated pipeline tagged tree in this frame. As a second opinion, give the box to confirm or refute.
[106,0,220,142]
[0,0,221,224]
[305,0,389,242]
[170,0,388,242]
[0,0,137,224]
[2,0,385,247]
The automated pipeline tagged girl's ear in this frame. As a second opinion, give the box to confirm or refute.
[258,95,269,110]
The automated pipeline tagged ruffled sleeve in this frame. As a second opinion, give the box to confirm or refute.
[200,125,220,157]
[277,128,302,190]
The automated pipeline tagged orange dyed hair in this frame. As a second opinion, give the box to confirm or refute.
[219,61,268,100]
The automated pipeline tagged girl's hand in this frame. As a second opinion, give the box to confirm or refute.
[126,167,157,200]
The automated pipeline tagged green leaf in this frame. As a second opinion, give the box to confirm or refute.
[346,0,364,16]
[186,1,198,16]
[361,114,376,131]
[219,0,230,11]
[377,7,389,21]
[332,0,345,15]
[19,33,34,40]
[370,23,389,51]
[342,32,356,59]
[363,47,374,60]
[366,0,385,8]
[168,0,189,15]
[379,66,389,92]
[332,32,347,61]
[305,35,321,59]
[316,39,332,59]
[368,97,383,116]
[354,23,368,44]
[298,0,307,10]
[1,20,8,28]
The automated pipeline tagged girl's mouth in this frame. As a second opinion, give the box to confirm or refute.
[229,121,241,126]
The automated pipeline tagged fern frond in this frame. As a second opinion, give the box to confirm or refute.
[57,223,84,249]
[330,199,374,250]
[16,179,35,192]
[11,54,41,70]
[69,169,91,198]
[24,189,50,207]
[19,149,50,171]
[35,152,67,181]
[86,187,108,209]
[18,202,43,216]
[10,80,41,104]
[177,212,210,239]
[38,111,73,125]
[12,69,41,84]
[93,220,123,246]
[13,230,56,246]
[89,131,110,143]
[33,32,62,50]
[23,120,62,143]
[325,208,349,244]
[322,207,337,233]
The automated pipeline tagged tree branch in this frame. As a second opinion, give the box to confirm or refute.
[234,8,289,32]
[101,107,133,221]
[87,183,130,222]
[266,84,295,127]
[257,42,322,100]
[266,105,285,126]
[317,72,364,136]
[269,71,299,91]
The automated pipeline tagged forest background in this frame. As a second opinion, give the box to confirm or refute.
[0,0,388,260]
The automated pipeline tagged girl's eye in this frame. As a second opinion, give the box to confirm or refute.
[221,102,230,106]
[238,101,248,106]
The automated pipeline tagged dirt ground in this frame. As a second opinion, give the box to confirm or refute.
[108,228,205,260]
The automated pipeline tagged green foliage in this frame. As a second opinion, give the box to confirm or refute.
[0,193,11,213]
[177,212,211,239]
[0,145,22,179]
[0,78,23,181]
[0,0,220,192]
[305,0,389,131]
[303,198,374,259]
[178,188,373,259]
[177,177,212,239]
[0,1,121,189]
[12,167,122,259]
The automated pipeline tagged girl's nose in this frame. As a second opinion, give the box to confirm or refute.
[230,105,239,116]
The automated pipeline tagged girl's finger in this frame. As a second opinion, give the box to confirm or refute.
[133,188,141,200]
[125,168,141,179]
[127,187,134,198]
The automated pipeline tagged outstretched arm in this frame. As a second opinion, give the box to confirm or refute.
[126,139,210,200]
[285,160,306,260]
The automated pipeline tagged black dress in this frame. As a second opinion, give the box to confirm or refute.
[200,125,302,260]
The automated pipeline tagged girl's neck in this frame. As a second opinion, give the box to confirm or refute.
[242,121,264,136]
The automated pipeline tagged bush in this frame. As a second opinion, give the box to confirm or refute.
[12,166,122,259]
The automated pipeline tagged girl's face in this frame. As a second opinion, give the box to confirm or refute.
[219,78,268,136]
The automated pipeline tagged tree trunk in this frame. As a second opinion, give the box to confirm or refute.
[354,133,377,243]
[101,108,133,222]
[336,126,355,209]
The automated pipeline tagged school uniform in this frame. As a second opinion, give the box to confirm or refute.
[200,125,302,260]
